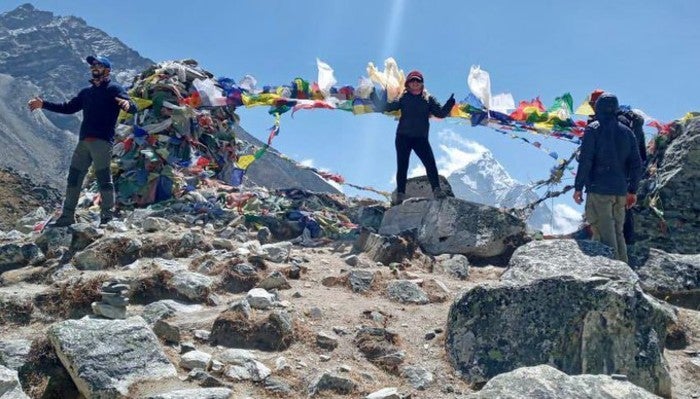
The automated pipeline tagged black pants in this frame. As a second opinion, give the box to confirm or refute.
[623,209,635,244]
[395,135,439,194]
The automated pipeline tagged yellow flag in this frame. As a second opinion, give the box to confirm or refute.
[118,97,153,122]
[575,100,594,116]
[237,155,256,169]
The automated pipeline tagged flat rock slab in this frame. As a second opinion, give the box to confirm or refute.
[379,198,526,262]
[465,365,661,398]
[48,316,177,399]
[146,387,232,399]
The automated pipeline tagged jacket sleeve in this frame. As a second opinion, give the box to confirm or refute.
[371,88,401,113]
[626,134,643,194]
[428,96,455,118]
[41,92,84,114]
[574,125,596,191]
[113,84,138,114]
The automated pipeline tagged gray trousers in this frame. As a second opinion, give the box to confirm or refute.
[585,193,628,263]
[62,139,114,217]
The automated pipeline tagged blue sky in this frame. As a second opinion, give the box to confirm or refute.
[4,1,699,233]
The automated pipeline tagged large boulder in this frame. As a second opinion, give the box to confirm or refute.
[446,239,675,397]
[634,116,700,257]
[379,197,527,264]
[636,248,700,309]
[0,364,30,398]
[353,229,418,265]
[0,243,44,273]
[392,175,455,202]
[48,316,177,398]
[465,365,660,399]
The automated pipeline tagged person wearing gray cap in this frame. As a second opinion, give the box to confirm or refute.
[28,55,137,227]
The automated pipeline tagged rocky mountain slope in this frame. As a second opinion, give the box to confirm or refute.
[0,4,339,194]
[0,163,698,398]
[447,150,554,231]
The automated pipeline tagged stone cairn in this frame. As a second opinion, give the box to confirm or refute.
[91,280,129,319]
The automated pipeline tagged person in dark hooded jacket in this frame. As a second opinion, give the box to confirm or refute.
[28,55,137,227]
[587,89,648,244]
[573,92,642,263]
[373,70,456,205]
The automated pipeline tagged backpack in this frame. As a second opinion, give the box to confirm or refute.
[617,108,644,131]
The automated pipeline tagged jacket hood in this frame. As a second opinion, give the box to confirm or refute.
[594,93,619,121]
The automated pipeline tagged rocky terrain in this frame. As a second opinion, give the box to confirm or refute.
[0,4,699,399]
[0,115,699,399]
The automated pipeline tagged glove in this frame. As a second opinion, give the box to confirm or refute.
[626,193,637,209]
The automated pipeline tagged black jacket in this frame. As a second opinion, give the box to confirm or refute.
[42,79,137,143]
[375,91,455,138]
[575,94,642,196]
[587,109,647,164]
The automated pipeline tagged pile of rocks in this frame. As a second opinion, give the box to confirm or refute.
[91,280,130,319]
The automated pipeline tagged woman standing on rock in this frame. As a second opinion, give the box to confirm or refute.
[373,70,455,206]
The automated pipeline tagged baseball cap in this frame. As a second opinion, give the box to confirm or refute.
[86,55,112,69]
[406,70,424,83]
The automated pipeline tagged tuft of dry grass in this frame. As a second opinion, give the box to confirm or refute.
[0,297,34,325]
[37,274,109,319]
[130,269,173,304]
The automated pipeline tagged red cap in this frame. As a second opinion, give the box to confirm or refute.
[405,70,424,86]
[589,89,605,105]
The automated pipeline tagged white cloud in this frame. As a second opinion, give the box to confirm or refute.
[299,158,314,167]
[408,164,426,178]
[386,128,489,182]
[434,129,488,176]
[541,203,583,235]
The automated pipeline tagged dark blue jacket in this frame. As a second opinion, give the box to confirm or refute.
[375,91,455,138]
[574,94,642,196]
[42,79,137,142]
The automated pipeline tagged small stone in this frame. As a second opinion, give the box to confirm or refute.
[424,332,436,340]
[292,291,303,298]
[100,292,129,306]
[344,254,360,267]
[180,341,196,354]
[319,355,331,362]
[332,326,348,336]
[307,307,323,320]
[91,302,126,319]
[366,387,400,399]
[275,356,289,372]
[316,332,339,351]
[339,365,352,372]
[101,281,129,294]
[180,350,212,371]
[210,359,224,374]
[193,329,210,341]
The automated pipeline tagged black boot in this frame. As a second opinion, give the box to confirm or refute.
[433,187,447,199]
[391,192,406,206]
[49,213,75,228]
[99,210,113,225]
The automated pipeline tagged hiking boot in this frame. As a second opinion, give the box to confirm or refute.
[433,187,448,200]
[99,211,113,226]
[49,214,75,228]
[391,192,406,206]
